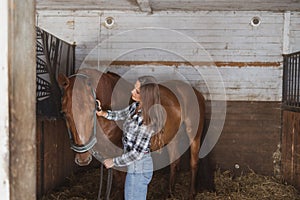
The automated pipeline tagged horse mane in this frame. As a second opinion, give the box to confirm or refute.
[76,69,118,75]
[106,71,120,77]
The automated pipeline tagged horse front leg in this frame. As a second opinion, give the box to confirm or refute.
[169,158,180,196]
[110,169,126,200]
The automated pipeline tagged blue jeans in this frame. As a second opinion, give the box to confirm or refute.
[125,154,153,200]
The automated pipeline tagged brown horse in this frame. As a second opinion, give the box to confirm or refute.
[58,68,206,199]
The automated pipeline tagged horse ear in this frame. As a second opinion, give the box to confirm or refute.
[57,73,70,89]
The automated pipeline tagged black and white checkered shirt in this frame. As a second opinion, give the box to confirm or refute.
[105,102,153,167]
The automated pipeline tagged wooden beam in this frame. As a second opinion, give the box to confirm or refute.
[136,0,152,13]
[283,11,291,54]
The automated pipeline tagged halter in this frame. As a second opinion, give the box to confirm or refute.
[65,73,98,153]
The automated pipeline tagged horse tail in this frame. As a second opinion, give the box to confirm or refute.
[196,99,216,192]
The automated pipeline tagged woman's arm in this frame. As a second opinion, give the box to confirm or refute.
[96,100,137,121]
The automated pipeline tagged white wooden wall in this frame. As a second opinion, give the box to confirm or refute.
[36,10,300,101]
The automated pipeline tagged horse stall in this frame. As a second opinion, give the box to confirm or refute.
[35,27,77,199]
[31,0,300,199]
[282,51,300,190]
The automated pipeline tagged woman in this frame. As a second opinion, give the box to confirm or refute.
[96,76,164,200]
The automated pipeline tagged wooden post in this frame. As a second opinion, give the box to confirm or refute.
[0,0,10,199]
[8,0,36,200]
[283,12,291,54]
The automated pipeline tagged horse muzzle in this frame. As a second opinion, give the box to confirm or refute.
[75,152,93,166]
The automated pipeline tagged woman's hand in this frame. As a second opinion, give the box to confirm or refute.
[103,158,114,168]
[96,99,102,111]
[96,99,107,117]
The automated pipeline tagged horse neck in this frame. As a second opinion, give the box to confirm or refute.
[76,69,117,88]
[76,69,131,109]
[96,72,128,109]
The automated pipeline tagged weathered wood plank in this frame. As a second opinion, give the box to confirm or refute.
[36,0,139,11]
[37,10,284,63]
[282,111,300,189]
[150,0,300,12]
[290,13,300,53]
[36,118,77,198]
[36,0,300,11]
[99,65,282,101]
[210,101,281,176]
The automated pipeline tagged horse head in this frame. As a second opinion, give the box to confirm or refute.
[58,69,130,167]
[58,72,98,166]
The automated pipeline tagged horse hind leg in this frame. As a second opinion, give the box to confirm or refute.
[185,119,202,200]
[166,135,181,198]
[169,157,180,198]
[189,139,201,199]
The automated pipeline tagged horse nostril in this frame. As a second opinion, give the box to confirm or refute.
[87,155,92,163]
[88,155,92,162]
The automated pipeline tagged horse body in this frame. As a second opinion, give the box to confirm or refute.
[58,68,206,199]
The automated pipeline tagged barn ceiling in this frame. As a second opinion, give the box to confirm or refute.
[36,0,300,12]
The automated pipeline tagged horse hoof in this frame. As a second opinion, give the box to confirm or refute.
[189,194,195,200]
[168,191,175,199]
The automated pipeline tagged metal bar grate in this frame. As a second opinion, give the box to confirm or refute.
[283,51,300,111]
[36,26,76,117]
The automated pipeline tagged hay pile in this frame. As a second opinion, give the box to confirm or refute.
[42,167,300,200]
[195,169,300,200]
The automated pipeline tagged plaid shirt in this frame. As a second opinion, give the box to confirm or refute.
[105,102,153,167]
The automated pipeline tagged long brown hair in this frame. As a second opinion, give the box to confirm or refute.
[138,76,165,133]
